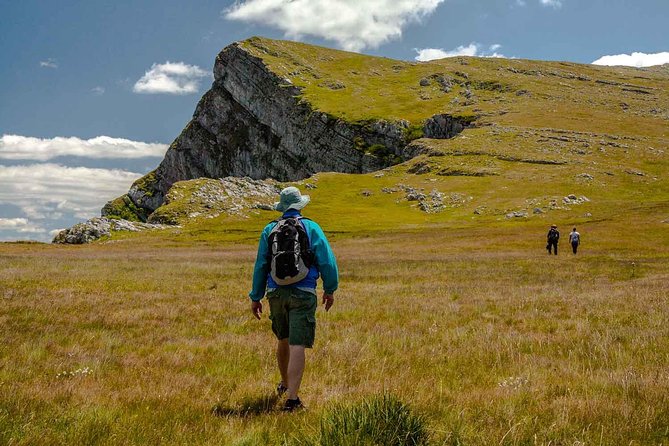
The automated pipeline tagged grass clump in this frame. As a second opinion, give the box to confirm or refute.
[315,395,429,446]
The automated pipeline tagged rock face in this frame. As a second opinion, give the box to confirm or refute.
[423,114,468,139]
[112,40,470,219]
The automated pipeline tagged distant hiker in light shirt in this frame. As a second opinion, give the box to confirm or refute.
[249,186,339,412]
[569,227,581,254]
[546,224,559,255]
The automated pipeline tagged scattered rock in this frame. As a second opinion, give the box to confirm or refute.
[625,169,645,176]
[304,183,317,189]
[418,189,445,213]
[577,173,594,180]
[562,195,590,205]
[406,191,425,201]
[420,74,453,92]
[533,207,544,214]
[506,211,528,219]
[361,190,373,197]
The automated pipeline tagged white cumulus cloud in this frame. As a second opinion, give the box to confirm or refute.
[0,134,168,161]
[415,43,507,61]
[133,61,209,95]
[224,0,445,52]
[592,51,669,68]
[0,164,143,222]
[0,218,46,234]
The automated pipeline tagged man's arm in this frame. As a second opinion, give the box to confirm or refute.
[249,227,270,303]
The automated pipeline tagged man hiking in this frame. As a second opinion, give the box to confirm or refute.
[569,227,581,254]
[249,186,339,412]
[546,224,559,255]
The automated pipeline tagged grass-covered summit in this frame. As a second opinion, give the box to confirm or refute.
[239,36,668,135]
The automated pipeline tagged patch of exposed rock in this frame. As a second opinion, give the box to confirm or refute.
[149,176,280,225]
[52,218,172,244]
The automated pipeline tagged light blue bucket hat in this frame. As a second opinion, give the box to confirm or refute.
[274,186,310,212]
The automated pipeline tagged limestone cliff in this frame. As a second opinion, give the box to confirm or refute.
[105,39,467,221]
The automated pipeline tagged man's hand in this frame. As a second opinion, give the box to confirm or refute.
[322,293,334,312]
[251,300,262,320]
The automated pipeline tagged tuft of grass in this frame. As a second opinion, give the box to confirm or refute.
[315,395,429,446]
[212,393,280,417]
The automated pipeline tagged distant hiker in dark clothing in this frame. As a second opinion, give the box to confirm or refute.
[569,227,580,254]
[249,186,339,412]
[546,224,559,255]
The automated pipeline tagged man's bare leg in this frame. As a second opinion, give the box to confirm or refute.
[277,338,289,388]
[287,345,305,400]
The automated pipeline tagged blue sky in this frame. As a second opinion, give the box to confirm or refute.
[1,0,668,241]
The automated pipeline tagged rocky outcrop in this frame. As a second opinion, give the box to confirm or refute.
[423,114,469,139]
[148,176,280,225]
[111,40,472,219]
[52,218,172,244]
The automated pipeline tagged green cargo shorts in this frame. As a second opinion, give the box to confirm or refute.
[267,288,317,348]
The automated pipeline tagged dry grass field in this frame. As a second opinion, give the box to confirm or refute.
[2,208,668,445]
[2,38,668,445]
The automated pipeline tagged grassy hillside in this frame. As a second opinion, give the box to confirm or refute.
[1,38,669,444]
[240,37,669,137]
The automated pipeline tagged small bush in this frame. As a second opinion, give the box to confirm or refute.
[317,395,429,446]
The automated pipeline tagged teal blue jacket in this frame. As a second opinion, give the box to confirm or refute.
[249,210,339,301]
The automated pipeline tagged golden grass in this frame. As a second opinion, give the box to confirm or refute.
[2,209,668,444]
